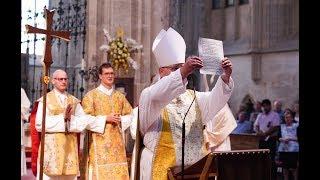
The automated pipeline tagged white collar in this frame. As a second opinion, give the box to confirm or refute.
[98,84,114,96]
[53,88,67,98]
[53,89,67,106]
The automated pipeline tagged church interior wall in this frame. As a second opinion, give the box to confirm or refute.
[228,51,299,114]
[238,4,252,41]
[32,0,298,114]
[209,2,251,42]
[224,7,236,41]
[260,51,299,109]
[228,54,252,114]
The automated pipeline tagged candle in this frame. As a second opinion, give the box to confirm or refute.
[81,58,85,70]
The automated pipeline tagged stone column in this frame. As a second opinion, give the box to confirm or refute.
[251,54,262,82]
[133,0,152,106]
[86,0,99,90]
[234,0,240,40]
[251,0,263,82]
[251,0,263,51]
[203,0,212,38]
[220,0,226,40]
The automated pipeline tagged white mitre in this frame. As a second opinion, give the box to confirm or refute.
[152,27,186,68]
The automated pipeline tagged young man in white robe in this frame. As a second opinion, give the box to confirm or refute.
[35,69,108,180]
[137,27,235,180]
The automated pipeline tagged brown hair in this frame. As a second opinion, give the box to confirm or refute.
[98,62,113,74]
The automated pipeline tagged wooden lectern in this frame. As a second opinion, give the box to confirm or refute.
[229,133,261,150]
[168,149,271,180]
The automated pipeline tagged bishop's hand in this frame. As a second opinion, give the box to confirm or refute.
[221,57,232,84]
[180,56,203,79]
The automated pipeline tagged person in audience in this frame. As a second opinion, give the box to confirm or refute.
[232,111,253,134]
[249,101,262,123]
[254,99,280,180]
[235,104,247,120]
[283,108,294,124]
[278,110,299,180]
[274,100,285,122]
[292,102,299,123]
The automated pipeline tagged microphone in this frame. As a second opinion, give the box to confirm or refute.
[181,75,196,180]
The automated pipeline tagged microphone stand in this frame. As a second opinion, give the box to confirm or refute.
[181,78,196,180]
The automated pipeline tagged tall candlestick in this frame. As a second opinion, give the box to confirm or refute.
[81,58,85,70]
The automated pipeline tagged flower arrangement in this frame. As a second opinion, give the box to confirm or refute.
[99,27,143,73]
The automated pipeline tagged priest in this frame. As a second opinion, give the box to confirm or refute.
[80,63,133,180]
[35,69,108,180]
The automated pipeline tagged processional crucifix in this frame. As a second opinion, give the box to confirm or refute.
[25,7,71,180]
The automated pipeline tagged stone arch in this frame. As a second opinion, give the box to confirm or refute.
[239,94,255,119]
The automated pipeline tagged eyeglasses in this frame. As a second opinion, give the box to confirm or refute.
[54,78,68,82]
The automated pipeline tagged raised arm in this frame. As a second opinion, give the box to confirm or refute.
[196,57,234,124]
[196,76,234,125]
[139,69,186,134]
[139,56,204,134]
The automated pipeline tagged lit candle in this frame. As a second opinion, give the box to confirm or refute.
[81,58,85,70]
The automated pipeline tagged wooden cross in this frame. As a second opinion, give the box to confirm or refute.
[25,7,71,180]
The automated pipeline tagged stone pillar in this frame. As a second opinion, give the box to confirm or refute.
[220,0,226,40]
[151,0,168,75]
[203,0,212,38]
[292,0,299,38]
[86,0,99,89]
[251,0,263,51]
[133,0,152,106]
[251,0,263,82]
[234,0,240,40]
[251,54,262,82]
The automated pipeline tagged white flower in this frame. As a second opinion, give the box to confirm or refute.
[99,44,110,51]
[128,57,139,70]
[125,38,137,45]
[100,30,141,71]
[103,28,112,42]
[132,61,139,70]
[128,45,143,52]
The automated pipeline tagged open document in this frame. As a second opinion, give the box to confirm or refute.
[198,37,224,75]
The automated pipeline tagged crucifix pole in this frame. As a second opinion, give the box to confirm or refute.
[25,7,71,180]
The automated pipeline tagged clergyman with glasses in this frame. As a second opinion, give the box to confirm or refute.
[80,63,133,179]
[35,69,108,180]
